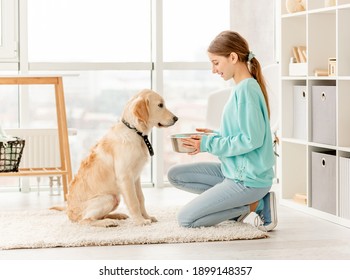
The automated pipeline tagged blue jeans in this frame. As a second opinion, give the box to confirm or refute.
[167,162,271,228]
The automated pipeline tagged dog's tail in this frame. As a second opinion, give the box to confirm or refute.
[50,206,66,211]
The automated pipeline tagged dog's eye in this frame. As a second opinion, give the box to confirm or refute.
[158,103,164,108]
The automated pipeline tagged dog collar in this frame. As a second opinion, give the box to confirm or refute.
[121,119,154,156]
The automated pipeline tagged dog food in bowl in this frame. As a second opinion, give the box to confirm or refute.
[171,133,214,153]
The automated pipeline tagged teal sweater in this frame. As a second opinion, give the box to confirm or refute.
[200,78,275,187]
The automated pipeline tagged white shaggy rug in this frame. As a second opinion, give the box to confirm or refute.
[0,207,268,250]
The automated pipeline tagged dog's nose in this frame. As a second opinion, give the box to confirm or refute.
[173,116,178,123]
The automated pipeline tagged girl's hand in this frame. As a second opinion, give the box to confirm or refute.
[181,135,202,155]
[196,128,213,134]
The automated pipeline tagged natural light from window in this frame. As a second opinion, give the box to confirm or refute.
[25,0,230,186]
[163,0,229,61]
[28,0,151,62]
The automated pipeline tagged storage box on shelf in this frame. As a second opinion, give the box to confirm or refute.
[311,151,336,215]
[280,0,350,227]
[289,62,307,76]
[311,85,336,145]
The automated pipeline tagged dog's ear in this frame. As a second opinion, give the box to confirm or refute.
[133,97,149,128]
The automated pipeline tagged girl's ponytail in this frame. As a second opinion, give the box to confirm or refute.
[249,57,271,118]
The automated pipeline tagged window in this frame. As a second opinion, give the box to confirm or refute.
[3,0,275,191]
[162,0,230,179]
[63,71,152,180]
[0,85,19,127]
[162,70,230,180]
[163,0,229,61]
[0,0,17,60]
[24,0,231,187]
[27,0,154,185]
[0,0,18,190]
[24,71,152,181]
[28,0,151,62]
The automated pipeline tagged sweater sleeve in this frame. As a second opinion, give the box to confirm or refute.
[200,101,266,157]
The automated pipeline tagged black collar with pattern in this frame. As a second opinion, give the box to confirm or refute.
[121,119,154,156]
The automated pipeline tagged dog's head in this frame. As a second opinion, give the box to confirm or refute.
[123,89,178,133]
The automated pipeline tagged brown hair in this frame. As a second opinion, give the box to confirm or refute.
[208,31,270,118]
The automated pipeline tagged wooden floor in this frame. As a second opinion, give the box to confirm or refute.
[1,185,350,260]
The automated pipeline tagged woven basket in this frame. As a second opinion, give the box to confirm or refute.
[0,137,25,173]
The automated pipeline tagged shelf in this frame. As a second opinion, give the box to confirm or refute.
[338,3,350,10]
[281,11,307,18]
[308,142,337,150]
[0,167,68,177]
[281,138,307,145]
[280,0,350,228]
[307,76,337,80]
[338,147,350,153]
[0,76,60,84]
[338,76,350,80]
[308,7,337,14]
[281,76,307,80]
[283,76,350,80]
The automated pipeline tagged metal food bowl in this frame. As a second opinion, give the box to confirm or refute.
[171,133,198,153]
[171,133,214,153]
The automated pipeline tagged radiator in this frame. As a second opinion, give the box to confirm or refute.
[5,128,62,194]
[6,128,61,168]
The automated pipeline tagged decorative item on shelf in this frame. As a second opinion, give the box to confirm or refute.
[0,126,25,173]
[328,58,336,76]
[292,46,307,63]
[314,69,328,77]
[289,46,307,76]
[286,0,306,13]
[325,0,337,7]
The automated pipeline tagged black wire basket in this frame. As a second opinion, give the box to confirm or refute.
[0,137,25,173]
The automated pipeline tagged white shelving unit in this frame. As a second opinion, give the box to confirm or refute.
[280,0,350,227]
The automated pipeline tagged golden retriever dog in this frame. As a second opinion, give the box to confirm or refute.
[53,89,178,227]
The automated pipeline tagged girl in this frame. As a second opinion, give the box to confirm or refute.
[167,31,277,231]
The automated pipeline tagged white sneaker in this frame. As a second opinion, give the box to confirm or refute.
[254,191,278,232]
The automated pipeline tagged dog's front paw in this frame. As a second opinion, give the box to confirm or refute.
[135,218,152,226]
[143,214,157,222]
[80,218,119,227]
[149,216,158,223]
[99,219,120,227]
[106,213,129,220]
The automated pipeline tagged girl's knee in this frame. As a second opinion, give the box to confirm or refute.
[167,165,183,186]
[177,210,194,228]
[167,166,176,185]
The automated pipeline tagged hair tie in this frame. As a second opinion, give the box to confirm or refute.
[248,51,255,62]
